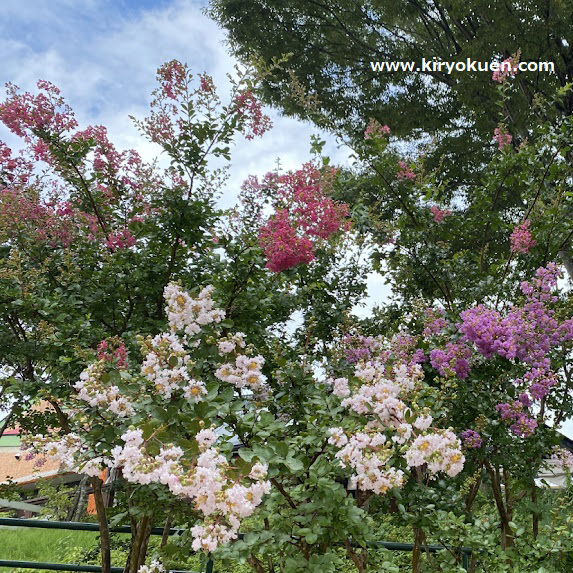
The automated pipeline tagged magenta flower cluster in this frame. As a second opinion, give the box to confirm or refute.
[510,220,536,254]
[258,163,350,272]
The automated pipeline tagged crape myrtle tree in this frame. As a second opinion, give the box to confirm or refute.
[321,79,573,570]
[3,55,573,573]
[209,0,573,276]
[0,60,370,572]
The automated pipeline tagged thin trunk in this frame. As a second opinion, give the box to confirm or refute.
[160,515,173,548]
[247,555,267,573]
[137,518,152,571]
[468,552,477,573]
[484,461,513,552]
[90,476,111,573]
[532,485,539,540]
[127,516,151,573]
[412,527,425,573]
[344,539,368,573]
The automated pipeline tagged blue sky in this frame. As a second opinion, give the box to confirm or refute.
[0,0,388,310]
[0,0,351,189]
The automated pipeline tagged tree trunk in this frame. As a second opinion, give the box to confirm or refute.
[126,515,152,573]
[67,475,90,521]
[344,538,368,573]
[90,476,111,573]
[412,527,425,573]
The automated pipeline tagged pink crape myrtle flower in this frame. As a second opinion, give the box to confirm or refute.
[396,161,416,181]
[364,118,391,140]
[492,57,518,83]
[493,127,512,150]
[256,163,349,272]
[510,220,536,254]
[429,205,451,223]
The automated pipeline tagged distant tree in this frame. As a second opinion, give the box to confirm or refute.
[209,0,573,181]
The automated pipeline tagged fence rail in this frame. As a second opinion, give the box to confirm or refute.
[0,517,471,572]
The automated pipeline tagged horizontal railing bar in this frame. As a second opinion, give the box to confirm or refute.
[0,517,473,556]
[0,561,199,573]
[0,517,179,536]
[0,560,125,572]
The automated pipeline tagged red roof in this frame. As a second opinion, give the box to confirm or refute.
[2,428,19,436]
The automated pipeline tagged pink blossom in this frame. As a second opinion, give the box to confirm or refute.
[429,205,451,222]
[233,90,272,140]
[492,58,518,83]
[364,118,391,140]
[493,127,512,150]
[396,161,416,181]
[510,220,536,254]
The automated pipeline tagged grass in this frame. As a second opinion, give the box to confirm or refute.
[0,526,125,573]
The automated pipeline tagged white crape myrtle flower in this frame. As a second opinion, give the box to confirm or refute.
[164,283,225,339]
[216,354,269,397]
[405,430,465,477]
[27,433,111,479]
[140,333,193,399]
[331,377,350,397]
[109,427,270,553]
[217,332,247,355]
[74,363,134,417]
[329,353,465,495]
[46,283,272,555]
[183,379,207,402]
[138,560,165,573]
[196,428,218,449]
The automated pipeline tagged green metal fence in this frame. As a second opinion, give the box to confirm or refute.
[0,517,471,572]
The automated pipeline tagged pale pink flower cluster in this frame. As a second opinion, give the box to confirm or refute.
[549,447,573,473]
[396,161,416,181]
[138,560,165,573]
[74,362,134,417]
[492,58,518,83]
[328,429,405,494]
[405,430,465,477]
[329,358,464,494]
[140,333,205,401]
[430,206,451,223]
[26,433,108,478]
[111,429,270,552]
[493,127,512,150]
[364,118,391,140]
[218,332,246,355]
[328,377,350,398]
[164,283,225,339]
[215,354,268,397]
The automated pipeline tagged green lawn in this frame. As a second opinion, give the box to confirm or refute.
[0,526,123,573]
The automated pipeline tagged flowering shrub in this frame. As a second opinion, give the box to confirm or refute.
[26,283,271,552]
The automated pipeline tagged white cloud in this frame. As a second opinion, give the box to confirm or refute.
[0,0,351,206]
